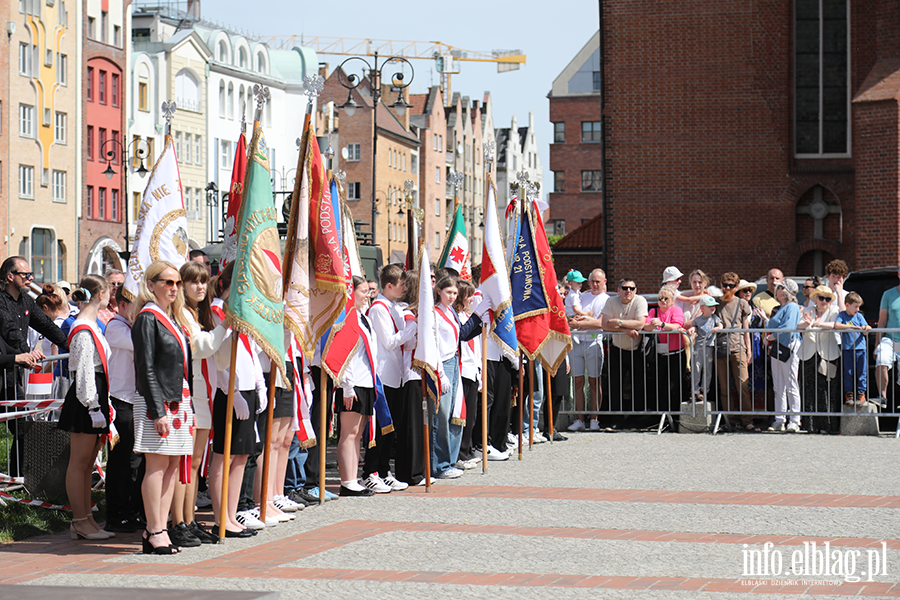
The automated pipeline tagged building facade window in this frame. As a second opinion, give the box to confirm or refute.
[194,135,202,167]
[19,165,34,198]
[98,70,107,104]
[56,53,67,85]
[347,182,361,200]
[581,170,602,192]
[435,197,440,216]
[87,16,95,39]
[175,132,183,159]
[553,171,565,193]
[347,143,360,161]
[87,186,94,218]
[227,82,234,119]
[138,82,149,111]
[581,121,602,142]
[87,67,93,100]
[219,81,225,117]
[19,104,34,137]
[19,43,33,76]
[31,228,55,284]
[220,140,231,168]
[54,112,66,143]
[435,166,441,184]
[795,0,849,155]
[175,69,201,112]
[593,71,601,91]
[111,189,119,221]
[52,170,66,202]
[111,73,119,107]
[553,122,565,143]
[99,188,107,220]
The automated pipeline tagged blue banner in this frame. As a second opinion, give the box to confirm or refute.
[510,212,549,319]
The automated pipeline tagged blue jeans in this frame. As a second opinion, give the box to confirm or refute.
[284,434,308,493]
[529,362,544,431]
[432,357,461,475]
[842,348,867,395]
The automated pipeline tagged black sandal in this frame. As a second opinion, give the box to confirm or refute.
[142,529,180,555]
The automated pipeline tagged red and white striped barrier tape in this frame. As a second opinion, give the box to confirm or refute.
[0,399,63,409]
[0,490,98,512]
[0,407,56,423]
[0,472,24,484]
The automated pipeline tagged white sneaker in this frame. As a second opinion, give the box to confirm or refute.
[532,431,548,444]
[768,422,785,432]
[436,467,464,479]
[507,432,517,446]
[464,457,482,468]
[251,506,280,527]
[487,446,509,461]
[589,419,601,431]
[456,459,478,470]
[364,473,392,493]
[567,419,585,432]
[382,472,408,491]
[236,509,265,530]
[273,494,303,512]
[415,477,437,486]
[786,422,801,433]
[195,489,212,508]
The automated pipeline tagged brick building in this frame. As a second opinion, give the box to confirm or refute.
[82,0,129,276]
[0,0,9,261]
[549,2,900,290]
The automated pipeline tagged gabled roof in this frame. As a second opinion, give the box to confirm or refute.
[550,30,600,98]
[408,93,428,116]
[554,211,603,249]
[376,104,419,146]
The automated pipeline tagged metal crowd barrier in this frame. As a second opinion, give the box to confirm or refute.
[1,355,69,487]
[558,326,900,437]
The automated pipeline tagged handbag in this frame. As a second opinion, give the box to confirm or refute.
[767,340,791,362]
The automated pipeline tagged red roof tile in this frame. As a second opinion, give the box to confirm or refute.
[553,211,603,249]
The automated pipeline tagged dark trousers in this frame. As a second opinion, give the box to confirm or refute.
[395,380,426,485]
[363,385,401,478]
[457,377,478,460]
[304,366,333,489]
[487,359,514,451]
[105,397,145,520]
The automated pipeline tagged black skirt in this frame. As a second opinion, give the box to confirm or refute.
[212,388,259,454]
[335,386,374,416]
[265,362,295,420]
[57,372,110,435]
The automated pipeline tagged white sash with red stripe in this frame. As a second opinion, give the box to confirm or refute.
[435,306,466,426]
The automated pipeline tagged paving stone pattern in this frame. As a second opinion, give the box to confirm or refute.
[2,431,900,599]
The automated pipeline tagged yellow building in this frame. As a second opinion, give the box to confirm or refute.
[8,0,79,283]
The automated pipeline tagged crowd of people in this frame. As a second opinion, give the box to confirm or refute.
[3,252,899,553]
[561,260,894,435]
[1,252,565,554]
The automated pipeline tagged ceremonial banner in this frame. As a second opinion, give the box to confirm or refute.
[309,175,347,344]
[531,201,572,376]
[413,246,442,402]
[438,204,472,280]
[510,205,550,359]
[220,132,248,268]
[480,179,518,363]
[289,335,316,447]
[224,125,285,377]
[124,136,189,301]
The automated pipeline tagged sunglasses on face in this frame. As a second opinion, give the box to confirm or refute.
[620,286,636,291]
[803,285,814,290]
[721,282,737,289]
[152,278,182,288]
[12,271,34,279]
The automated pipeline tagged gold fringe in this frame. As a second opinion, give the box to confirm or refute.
[381,424,394,436]
[298,436,317,449]
[367,438,377,449]
[225,307,287,384]
[539,329,573,377]
[450,417,465,427]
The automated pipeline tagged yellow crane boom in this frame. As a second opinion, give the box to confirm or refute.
[263,36,525,102]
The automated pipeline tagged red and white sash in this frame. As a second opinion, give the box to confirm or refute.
[435,306,466,425]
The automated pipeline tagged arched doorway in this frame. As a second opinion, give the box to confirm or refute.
[85,237,124,276]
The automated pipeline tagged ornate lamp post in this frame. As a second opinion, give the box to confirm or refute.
[336,53,415,247]
[99,136,151,261]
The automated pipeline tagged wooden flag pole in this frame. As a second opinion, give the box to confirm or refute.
[546,366,554,444]
[481,324,488,473]
[528,358,535,450]
[258,369,278,523]
[517,352,524,461]
[318,368,327,505]
[423,376,432,492]
[217,337,239,540]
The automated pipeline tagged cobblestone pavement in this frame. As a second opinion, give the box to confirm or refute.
[2,430,900,598]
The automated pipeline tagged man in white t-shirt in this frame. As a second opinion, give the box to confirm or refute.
[567,269,611,431]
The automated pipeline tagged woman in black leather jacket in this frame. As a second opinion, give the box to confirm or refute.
[132,261,193,555]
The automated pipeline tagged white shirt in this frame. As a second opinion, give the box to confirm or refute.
[338,311,376,396]
[579,291,611,346]
[106,315,136,404]
[69,319,111,410]
[211,298,265,391]
[182,307,228,401]
[459,311,480,383]
[435,304,460,362]
[564,291,582,317]
[368,293,416,389]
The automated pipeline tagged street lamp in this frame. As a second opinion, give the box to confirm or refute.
[336,52,415,247]
[99,137,150,261]
[205,181,219,245]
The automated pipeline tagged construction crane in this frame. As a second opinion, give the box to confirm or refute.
[263,36,525,104]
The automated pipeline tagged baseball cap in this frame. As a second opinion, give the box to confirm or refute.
[661,266,684,284]
[566,270,587,283]
[56,280,72,294]
[699,295,719,307]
